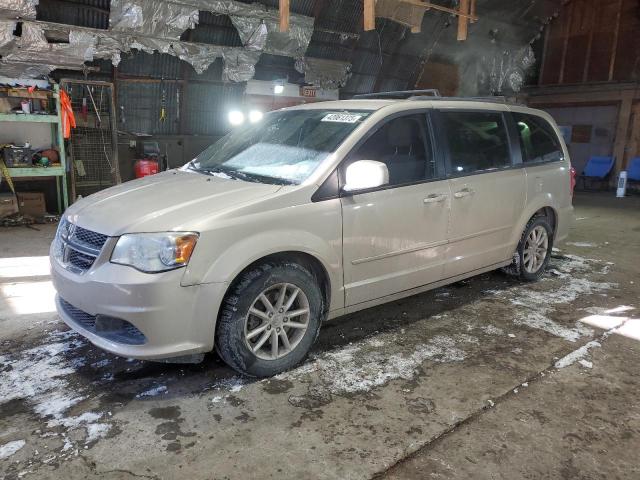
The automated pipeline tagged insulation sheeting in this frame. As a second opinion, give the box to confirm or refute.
[107,0,313,58]
[1,24,97,70]
[375,0,424,30]
[227,8,313,57]
[295,57,352,89]
[0,18,15,49]
[109,0,199,39]
[0,0,38,19]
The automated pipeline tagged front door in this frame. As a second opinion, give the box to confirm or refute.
[341,113,451,306]
[437,110,526,277]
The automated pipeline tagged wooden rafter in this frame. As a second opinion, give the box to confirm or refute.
[457,0,470,41]
[279,0,290,32]
[397,0,479,22]
[364,0,376,31]
[470,0,477,23]
[363,0,478,37]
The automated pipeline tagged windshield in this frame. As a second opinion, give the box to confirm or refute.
[187,109,371,185]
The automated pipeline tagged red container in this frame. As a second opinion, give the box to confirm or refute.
[134,159,159,178]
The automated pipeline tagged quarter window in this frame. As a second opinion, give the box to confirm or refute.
[441,111,511,175]
[514,113,563,164]
[350,114,434,187]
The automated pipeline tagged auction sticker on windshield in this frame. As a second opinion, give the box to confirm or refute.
[321,113,364,123]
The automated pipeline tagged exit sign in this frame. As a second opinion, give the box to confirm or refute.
[300,86,317,97]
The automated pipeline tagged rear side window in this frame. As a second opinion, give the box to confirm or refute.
[514,113,563,164]
[440,111,511,175]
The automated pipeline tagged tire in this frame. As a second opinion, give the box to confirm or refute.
[503,216,554,281]
[215,262,323,377]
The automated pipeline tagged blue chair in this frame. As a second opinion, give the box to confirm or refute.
[627,157,640,182]
[579,156,615,190]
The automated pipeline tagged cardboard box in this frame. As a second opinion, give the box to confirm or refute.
[0,98,12,114]
[0,193,19,218]
[17,192,46,217]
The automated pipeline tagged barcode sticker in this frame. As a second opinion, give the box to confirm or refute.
[321,113,363,123]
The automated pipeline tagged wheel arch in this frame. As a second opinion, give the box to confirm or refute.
[511,195,560,248]
[221,251,332,320]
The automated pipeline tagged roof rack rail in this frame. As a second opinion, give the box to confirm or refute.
[352,90,523,106]
[420,96,509,103]
[427,96,524,106]
[353,89,441,99]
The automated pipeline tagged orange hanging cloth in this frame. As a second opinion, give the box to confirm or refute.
[59,89,76,139]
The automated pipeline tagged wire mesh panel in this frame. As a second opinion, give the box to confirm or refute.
[61,80,120,199]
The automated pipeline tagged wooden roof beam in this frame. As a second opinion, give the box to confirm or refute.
[398,0,479,22]
[279,0,290,32]
[457,0,470,40]
[364,0,376,31]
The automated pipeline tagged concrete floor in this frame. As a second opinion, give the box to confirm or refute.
[0,192,639,479]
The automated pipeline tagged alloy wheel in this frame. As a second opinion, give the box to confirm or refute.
[244,283,310,360]
[523,225,549,273]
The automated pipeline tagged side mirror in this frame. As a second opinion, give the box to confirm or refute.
[343,160,389,193]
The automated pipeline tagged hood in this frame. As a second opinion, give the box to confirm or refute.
[65,170,282,236]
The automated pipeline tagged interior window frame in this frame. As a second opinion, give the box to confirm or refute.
[433,109,518,179]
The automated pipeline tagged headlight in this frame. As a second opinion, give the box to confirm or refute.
[111,232,198,273]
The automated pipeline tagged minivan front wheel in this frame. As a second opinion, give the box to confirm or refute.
[505,216,554,281]
[216,262,323,377]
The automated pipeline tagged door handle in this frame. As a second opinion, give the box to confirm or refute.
[454,188,475,199]
[423,194,448,204]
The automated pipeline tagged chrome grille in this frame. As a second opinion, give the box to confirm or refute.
[54,219,108,274]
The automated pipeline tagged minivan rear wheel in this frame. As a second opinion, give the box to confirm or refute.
[504,216,554,281]
[215,262,323,377]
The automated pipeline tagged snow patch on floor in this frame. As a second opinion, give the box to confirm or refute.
[0,340,81,417]
[555,341,601,369]
[0,331,111,453]
[489,255,615,342]
[566,242,597,248]
[85,423,111,443]
[578,359,593,369]
[136,385,168,398]
[479,324,504,336]
[0,440,26,460]
[279,333,476,394]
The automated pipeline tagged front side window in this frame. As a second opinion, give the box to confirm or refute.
[349,114,434,187]
[514,113,563,164]
[189,110,371,185]
[441,111,511,175]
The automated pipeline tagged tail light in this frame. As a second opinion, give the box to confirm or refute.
[569,166,576,197]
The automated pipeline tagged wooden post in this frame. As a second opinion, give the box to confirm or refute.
[558,0,573,84]
[470,0,477,23]
[608,0,623,81]
[364,0,376,31]
[582,0,598,83]
[279,0,290,32]
[613,92,634,182]
[457,0,470,41]
[627,104,640,169]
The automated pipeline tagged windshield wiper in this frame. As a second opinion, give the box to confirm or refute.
[188,161,294,185]
[187,162,237,180]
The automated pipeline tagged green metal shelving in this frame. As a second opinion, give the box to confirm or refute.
[1,84,68,213]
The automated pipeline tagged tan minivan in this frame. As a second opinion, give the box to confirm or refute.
[51,91,575,376]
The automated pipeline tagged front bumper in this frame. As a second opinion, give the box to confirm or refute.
[51,246,228,360]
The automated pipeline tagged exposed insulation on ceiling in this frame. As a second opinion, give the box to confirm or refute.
[0,0,38,19]
[375,0,426,30]
[0,0,344,84]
